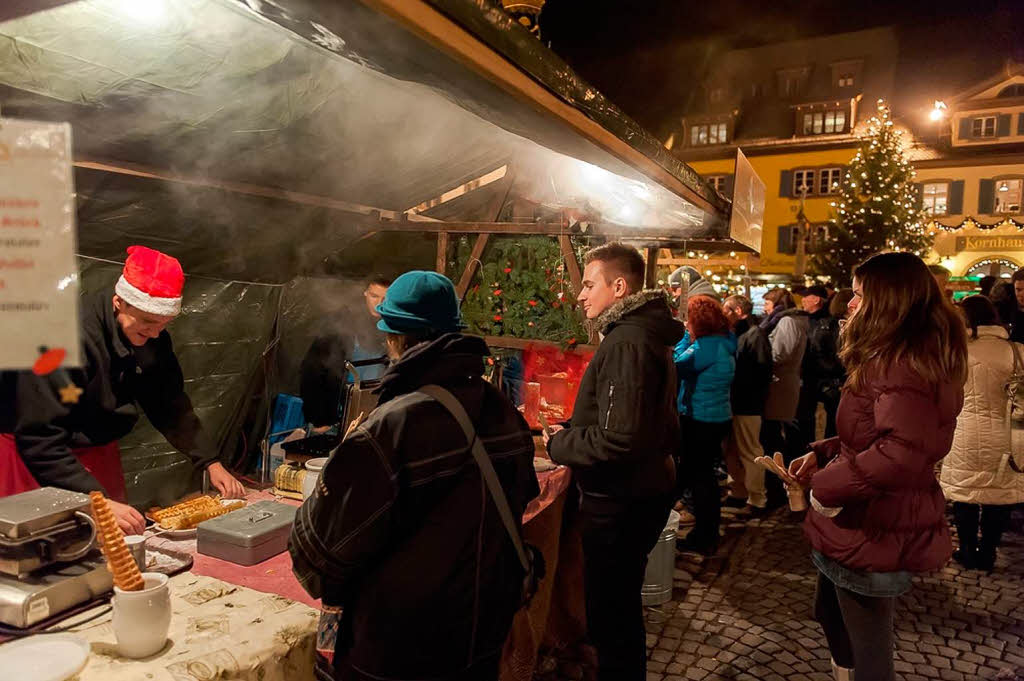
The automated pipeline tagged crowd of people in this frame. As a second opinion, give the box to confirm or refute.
[288,245,1024,681]
[5,242,1021,681]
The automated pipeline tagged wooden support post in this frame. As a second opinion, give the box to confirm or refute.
[436,231,449,275]
[455,234,490,299]
[558,235,584,297]
[644,247,659,289]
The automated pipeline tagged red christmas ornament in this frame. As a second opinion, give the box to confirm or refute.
[494,289,503,296]
[528,300,537,307]
[493,314,503,322]
[504,267,512,274]
[32,347,66,376]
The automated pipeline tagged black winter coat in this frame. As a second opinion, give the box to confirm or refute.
[803,307,844,397]
[731,317,774,416]
[549,290,684,499]
[289,334,538,681]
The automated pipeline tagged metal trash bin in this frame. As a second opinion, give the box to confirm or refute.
[641,510,680,606]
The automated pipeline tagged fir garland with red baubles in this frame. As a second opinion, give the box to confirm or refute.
[455,235,588,347]
[811,99,933,286]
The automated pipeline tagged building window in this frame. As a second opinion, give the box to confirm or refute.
[997,84,1024,98]
[706,175,727,193]
[921,182,950,216]
[709,88,725,103]
[793,169,816,196]
[837,74,855,88]
[690,122,728,146]
[803,110,846,135]
[819,168,842,195]
[995,179,1023,214]
[972,116,997,138]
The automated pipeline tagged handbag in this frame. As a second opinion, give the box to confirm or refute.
[417,384,545,607]
[1004,341,1024,473]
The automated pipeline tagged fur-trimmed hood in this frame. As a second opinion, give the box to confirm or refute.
[594,289,684,345]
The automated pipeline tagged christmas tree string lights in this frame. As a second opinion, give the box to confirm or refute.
[812,99,933,286]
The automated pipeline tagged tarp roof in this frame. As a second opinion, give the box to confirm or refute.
[0,0,737,277]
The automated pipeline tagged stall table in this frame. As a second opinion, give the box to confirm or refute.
[60,573,318,681]
[30,463,580,681]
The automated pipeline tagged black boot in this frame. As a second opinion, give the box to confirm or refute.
[978,504,1012,573]
[952,502,979,570]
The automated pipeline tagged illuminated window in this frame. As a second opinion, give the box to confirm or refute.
[838,74,855,88]
[819,168,842,195]
[690,122,728,146]
[972,116,996,138]
[995,179,1023,214]
[803,110,846,135]
[922,182,949,216]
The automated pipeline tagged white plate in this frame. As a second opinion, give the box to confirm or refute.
[0,633,90,681]
[152,498,246,537]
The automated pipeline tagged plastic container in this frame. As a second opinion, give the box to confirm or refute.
[269,394,306,446]
[302,457,328,500]
[641,510,680,606]
[196,501,297,566]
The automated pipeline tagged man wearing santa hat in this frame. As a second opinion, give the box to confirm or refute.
[0,246,245,533]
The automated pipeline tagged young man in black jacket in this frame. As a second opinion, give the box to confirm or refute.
[546,243,683,681]
[721,295,774,512]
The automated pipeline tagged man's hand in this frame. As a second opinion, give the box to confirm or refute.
[542,424,565,448]
[207,462,245,499]
[788,452,818,486]
[109,499,146,536]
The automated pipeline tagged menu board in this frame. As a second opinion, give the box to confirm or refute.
[0,118,80,370]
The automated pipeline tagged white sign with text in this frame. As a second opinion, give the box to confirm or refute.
[0,118,80,370]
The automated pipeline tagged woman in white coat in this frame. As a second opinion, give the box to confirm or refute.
[941,295,1024,572]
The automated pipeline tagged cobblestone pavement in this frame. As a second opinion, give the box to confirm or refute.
[640,507,1024,681]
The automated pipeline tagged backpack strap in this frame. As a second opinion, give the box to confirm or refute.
[417,384,530,572]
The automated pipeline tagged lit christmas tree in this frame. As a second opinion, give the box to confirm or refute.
[811,99,932,286]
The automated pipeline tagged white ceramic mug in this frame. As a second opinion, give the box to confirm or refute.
[112,572,171,658]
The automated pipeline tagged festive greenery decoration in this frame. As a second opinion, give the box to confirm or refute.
[811,99,933,286]
[455,236,588,346]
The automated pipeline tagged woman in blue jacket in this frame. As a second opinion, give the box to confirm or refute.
[675,295,737,555]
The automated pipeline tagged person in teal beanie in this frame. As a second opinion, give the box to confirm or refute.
[674,295,736,556]
[291,270,539,681]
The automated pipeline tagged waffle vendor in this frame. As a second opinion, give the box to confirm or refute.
[0,246,245,534]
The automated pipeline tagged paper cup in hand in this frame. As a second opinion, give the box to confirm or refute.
[786,485,808,512]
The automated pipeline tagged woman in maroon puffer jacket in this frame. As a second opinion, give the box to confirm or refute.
[790,252,967,681]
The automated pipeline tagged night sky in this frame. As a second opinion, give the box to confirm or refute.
[540,0,1024,134]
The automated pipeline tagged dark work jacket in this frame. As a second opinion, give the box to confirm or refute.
[731,317,774,416]
[549,290,684,500]
[289,334,538,681]
[803,307,844,396]
[0,290,217,495]
[1010,309,1024,344]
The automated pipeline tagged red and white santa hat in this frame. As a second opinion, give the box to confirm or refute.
[114,246,184,317]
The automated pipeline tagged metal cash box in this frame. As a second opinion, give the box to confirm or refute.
[196,500,297,566]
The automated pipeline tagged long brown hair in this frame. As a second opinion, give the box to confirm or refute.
[841,253,967,392]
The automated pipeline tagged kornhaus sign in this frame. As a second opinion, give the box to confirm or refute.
[955,235,1024,252]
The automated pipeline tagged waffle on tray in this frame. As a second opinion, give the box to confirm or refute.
[89,491,145,592]
[149,495,245,530]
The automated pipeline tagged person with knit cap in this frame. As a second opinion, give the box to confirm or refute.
[291,270,538,681]
[0,246,244,533]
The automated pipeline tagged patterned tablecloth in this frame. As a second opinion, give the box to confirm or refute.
[66,573,318,681]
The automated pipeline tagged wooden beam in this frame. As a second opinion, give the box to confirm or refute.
[483,335,596,354]
[436,231,449,274]
[456,234,490,298]
[558,235,584,297]
[74,158,405,219]
[368,220,751,252]
[644,247,659,289]
[357,0,722,218]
